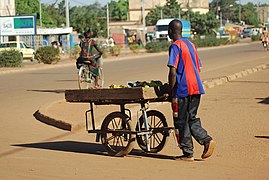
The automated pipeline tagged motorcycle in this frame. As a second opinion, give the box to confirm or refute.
[262,41,268,51]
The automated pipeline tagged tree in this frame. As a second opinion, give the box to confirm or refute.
[15,0,39,15]
[146,0,183,26]
[109,0,128,21]
[210,0,260,26]
[15,0,40,25]
[241,3,259,27]
[69,2,107,36]
[210,0,238,23]
[146,6,163,26]
[145,0,219,35]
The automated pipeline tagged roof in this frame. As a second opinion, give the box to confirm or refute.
[156,18,190,26]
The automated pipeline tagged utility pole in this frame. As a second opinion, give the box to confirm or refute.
[238,0,241,23]
[39,0,42,28]
[107,3,110,38]
[187,0,190,21]
[65,0,70,27]
[65,0,70,53]
[142,0,146,45]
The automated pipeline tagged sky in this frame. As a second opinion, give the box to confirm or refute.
[40,0,269,7]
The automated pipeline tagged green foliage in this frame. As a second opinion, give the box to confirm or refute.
[129,44,140,54]
[70,3,107,36]
[35,46,60,64]
[191,36,239,48]
[241,3,259,27]
[15,0,39,16]
[109,0,128,20]
[0,49,23,67]
[146,0,182,26]
[191,36,221,47]
[210,0,261,25]
[190,12,219,35]
[146,2,219,36]
[110,45,121,56]
[145,6,163,26]
[145,41,171,53]
[220,38,230,45]
[251,34,261,41]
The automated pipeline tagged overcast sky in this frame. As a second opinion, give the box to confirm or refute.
[40,0,268,7]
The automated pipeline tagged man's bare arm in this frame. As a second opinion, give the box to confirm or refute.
[168,66,176,96]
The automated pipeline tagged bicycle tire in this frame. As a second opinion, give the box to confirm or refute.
[78,66,93,89]
[101,112,135,157]
[136,110,168,153]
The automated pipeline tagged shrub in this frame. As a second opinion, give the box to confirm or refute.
[0,49,22,67]
[191,36,221,47]
[251,34,261,41]
[220,38,230,45]
[35,46,60,64]
[110,45,121,56]
[129,44,140,53]
[145,41,171,53]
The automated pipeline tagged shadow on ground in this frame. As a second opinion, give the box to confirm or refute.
[256,97,269,105]
[13,141,176,160]
[255,136,269,139]
[27,89,66,94]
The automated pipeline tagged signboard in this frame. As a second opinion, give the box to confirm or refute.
[0,16,36,36]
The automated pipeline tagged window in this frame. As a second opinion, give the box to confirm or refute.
[156,25,169,31]
[9,43,16,47]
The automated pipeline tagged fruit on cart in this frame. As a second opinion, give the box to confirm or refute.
[127,80,164,88]
[109,84,128,88]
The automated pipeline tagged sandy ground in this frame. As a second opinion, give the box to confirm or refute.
[9,68,268,180]
[0,40,268,179]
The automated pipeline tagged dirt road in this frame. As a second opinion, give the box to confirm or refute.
[0,42,268,179]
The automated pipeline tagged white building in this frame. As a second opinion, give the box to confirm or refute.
[0,0,15,16]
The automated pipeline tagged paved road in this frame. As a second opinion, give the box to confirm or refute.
[0,41,268,179]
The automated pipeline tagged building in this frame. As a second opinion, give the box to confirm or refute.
[129,0,209,22]
[0,0,15,42]
[257,6,269,24]
[0,0,15,16]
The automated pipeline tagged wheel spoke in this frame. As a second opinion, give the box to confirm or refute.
[101,112,135,156]
[152,133,162,144]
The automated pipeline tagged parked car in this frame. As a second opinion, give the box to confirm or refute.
[240,29,252,38]
[251,28,261,36]
[0,41,35,61]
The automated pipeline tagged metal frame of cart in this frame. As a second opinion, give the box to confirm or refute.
[65,87,173,157]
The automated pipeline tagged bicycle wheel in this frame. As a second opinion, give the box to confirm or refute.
[78,66,91,89]
[136,110,168,153]
[101,112,135,157]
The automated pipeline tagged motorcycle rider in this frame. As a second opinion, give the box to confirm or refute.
[261,27,269,51]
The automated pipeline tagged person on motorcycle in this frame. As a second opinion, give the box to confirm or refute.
[261,27,269,51]
[77,29,103,88]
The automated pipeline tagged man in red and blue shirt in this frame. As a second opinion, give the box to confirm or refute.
[167,19,216,161]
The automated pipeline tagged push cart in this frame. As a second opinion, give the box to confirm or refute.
[65,86,174,157]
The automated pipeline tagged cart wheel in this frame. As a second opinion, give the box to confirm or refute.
[136,110,168,153]
[101,112,135,157]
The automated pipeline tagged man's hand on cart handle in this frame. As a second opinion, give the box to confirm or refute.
[162,93,172,102]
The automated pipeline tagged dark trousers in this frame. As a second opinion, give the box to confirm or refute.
[173,94,212,156]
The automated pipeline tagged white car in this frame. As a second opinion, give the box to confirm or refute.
[0,41,35,61]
